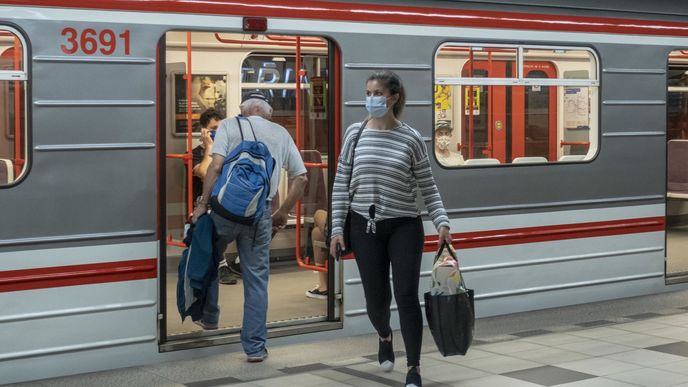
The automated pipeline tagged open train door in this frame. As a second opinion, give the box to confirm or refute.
[666,50,688,284]
[158,32,341,350]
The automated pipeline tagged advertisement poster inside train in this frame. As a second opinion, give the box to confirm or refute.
[174,73,227,134]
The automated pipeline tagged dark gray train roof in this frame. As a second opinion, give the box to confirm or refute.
[437,0,688,17]
[332,0,688,19]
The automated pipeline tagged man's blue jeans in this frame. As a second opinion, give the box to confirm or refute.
[204,209,272,357]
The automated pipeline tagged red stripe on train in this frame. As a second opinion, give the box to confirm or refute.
[0,258,157,292]
[3,0,688,37]
[341,216,664,259]
[424,216,665,252]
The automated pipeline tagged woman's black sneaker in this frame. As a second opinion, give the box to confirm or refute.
[405,367,422,387]
[378,332,394,372]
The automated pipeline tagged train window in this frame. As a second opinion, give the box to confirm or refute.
[241,53,329,154]
[434,43,599,167]
[0,29,27,185]
[668,51,688,141]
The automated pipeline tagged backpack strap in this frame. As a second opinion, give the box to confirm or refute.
[236,116,259,141]
[234,116,246,141]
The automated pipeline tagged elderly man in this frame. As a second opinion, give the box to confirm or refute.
[192,92,307,362]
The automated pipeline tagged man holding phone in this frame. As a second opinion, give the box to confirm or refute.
[192,108,223,196]
[191,108,240,285]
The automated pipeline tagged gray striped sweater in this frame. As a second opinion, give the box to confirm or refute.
[330,122,450,237]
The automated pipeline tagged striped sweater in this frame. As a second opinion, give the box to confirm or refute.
[330,122,450,237]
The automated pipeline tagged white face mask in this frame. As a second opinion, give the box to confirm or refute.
[437,135,451,150]
[366,95,389,118]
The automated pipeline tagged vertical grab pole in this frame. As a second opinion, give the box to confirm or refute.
[334,48,341,166]
[295,36,304,263]
[13,37,21,178]
[185,32,194,215]
[468,49,474,159]
[487,50,492,158]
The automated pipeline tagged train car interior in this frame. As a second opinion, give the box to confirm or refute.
[433,44,599,167]
[0,30,26,186]
[161,31,335,340]
[666,50,688,284]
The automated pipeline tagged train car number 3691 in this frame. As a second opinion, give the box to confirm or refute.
[60,28,131,55]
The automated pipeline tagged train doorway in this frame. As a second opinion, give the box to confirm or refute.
[666,50,688,284]
[158,31,340,349]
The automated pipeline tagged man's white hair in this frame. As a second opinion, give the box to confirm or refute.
[240,99,272,119]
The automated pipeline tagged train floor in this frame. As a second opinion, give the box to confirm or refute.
[165,256,328,335]
[11,288,688,387]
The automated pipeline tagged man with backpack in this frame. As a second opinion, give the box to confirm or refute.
[191,91,307,362]
[191,108,241,286]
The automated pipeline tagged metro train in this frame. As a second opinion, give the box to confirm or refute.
[1,0,688,383]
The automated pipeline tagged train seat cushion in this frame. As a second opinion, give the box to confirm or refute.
[0,159,13,184]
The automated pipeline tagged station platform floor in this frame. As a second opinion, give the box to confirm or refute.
[10,289,688,387]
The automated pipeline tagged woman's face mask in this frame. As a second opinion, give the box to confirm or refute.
[437,135,451,150]
[366,95,389,118]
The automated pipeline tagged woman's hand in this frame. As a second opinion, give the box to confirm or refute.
[439,225,452,248]
[330,235,345,258]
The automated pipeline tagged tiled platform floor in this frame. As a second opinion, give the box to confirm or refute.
[11,290,688,387]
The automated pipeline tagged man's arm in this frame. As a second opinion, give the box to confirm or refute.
[191,154,224,222]
[272,173,308,229]
[192,129,214,179]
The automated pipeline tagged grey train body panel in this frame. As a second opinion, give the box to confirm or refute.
[338,33,668,214]
[0,20,164,250]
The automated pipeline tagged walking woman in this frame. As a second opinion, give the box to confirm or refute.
[329,71,452,387]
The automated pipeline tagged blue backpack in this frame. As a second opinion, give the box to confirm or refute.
[210,116,275,225]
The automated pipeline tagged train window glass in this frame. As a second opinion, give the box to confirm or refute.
[0,29,27,185]
[437,44,517,80]
[434,43,598,167]
[668,51,688,141]
[241,53,329,154]
[523,48,597,80]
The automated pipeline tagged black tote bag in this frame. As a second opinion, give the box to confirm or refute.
[424,243,475,356]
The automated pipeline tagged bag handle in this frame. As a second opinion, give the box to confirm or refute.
[435,241,458,264]
[346,120,368,201]
[431,241,468,290]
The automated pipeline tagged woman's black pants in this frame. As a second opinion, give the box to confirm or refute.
[350,211,425,367]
